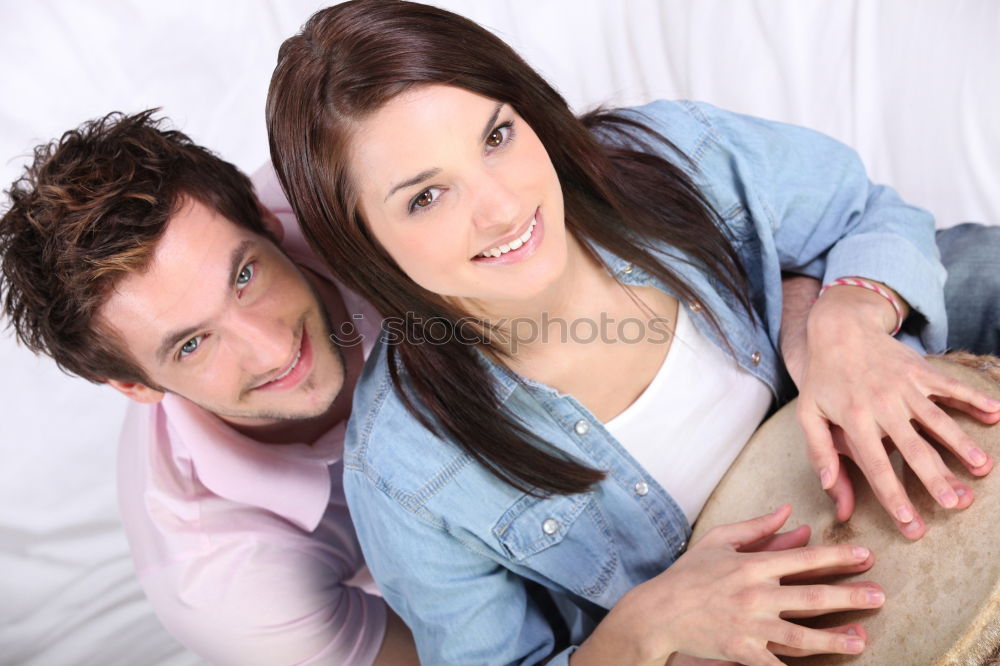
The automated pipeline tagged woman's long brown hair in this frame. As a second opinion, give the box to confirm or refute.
[266,0,751,496]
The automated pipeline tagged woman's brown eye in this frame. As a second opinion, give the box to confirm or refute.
[486,129,503,147]
[416,191,433,207]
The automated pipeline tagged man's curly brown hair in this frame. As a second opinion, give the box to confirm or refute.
[1,109,271,385]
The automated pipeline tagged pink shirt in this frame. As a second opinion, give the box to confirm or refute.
[117,166,386,665]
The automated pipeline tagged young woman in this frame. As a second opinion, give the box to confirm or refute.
[265,2,1000,664]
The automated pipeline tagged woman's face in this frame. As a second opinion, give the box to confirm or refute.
[349,84,567,311]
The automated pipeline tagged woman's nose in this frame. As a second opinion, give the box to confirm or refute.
[470,171,522,232]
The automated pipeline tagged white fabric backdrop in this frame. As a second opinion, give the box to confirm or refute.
[1,1,997,664]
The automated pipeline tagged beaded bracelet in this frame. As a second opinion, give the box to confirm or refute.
[818,277,904,336]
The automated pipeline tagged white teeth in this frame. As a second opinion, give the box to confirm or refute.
[479,217,537,258]
[273,349,301,382]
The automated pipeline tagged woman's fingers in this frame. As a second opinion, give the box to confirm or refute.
[912,395,993,475]
[884,410,978,514]
[779,550,875,584]
[771,581,884,616]
[798,405,840,491]
[836,422,925,538]
[935,395,1000,426]
[759,619,867,658]
[882,416,960,508]
[751,543,872,579]
[925,370,1000,421]
[739,524,811,553]
[768,624,867,658]
[701,504,793,549]
[824,454,856,522]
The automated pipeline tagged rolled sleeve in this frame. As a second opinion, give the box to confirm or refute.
[679,100,948,353]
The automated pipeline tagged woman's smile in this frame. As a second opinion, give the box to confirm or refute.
[473,208,543,264]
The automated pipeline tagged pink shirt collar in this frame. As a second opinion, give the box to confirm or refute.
[159,393,343,532]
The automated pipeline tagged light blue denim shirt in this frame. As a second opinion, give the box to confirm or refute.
[343,100,947,665]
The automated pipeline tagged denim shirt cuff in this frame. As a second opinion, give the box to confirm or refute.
[823,232,948,354]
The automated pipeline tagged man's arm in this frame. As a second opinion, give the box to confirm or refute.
[778,273,820,389]
[136,535,405,666]
[372,608,419,665]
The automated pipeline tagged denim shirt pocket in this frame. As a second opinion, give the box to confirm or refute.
[719,203,766,313]
[493,492,619,600]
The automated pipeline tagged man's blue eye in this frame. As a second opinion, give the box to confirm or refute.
[236,263,254,288]
[180,336,202,357]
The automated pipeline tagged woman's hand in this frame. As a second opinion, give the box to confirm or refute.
[573,505,882,666]
[789,279,1000,539]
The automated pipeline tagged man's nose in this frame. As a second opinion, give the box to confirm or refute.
[229,310,294,376]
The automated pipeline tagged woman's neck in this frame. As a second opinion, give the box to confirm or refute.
[463,234,627,357]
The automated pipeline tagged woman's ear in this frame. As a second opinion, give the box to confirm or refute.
[106,379,165,404]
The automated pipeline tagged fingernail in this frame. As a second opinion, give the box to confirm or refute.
[846,627,859,636]
[938,489,959,508]
[846,638,865,653]
[896,505,914,523]
[957,487,968,497]
[867,589,885,606]
[820,467,832,489]
[971,448,988,467]
[903,519,922,534]
[853,546,870,560]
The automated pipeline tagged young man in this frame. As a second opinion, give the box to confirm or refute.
[0,110,417,665]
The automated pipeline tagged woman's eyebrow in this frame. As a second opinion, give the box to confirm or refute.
[478,102,503,142]
[385,168,441,203]
[383,103,506,203]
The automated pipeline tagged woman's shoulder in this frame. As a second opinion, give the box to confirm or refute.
[344,340,482,500]
[606,99,721,164]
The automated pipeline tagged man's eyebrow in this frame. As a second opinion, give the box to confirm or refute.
[383,102,506,204]
[155,239,255,363]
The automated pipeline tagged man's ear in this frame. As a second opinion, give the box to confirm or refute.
[106,379,165,404]
[259,204,284,243]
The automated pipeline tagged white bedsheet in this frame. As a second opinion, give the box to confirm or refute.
[1,2,997,664]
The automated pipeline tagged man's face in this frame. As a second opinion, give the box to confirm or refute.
[100,197,346,427]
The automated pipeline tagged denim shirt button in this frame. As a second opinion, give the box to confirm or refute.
[679,540,688,551]
[751,350,762,366]
[622,263,634,274]
[542,519,559,535]
[574,419,590,435]
[689,301,703,313]
[633,480,649,496]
